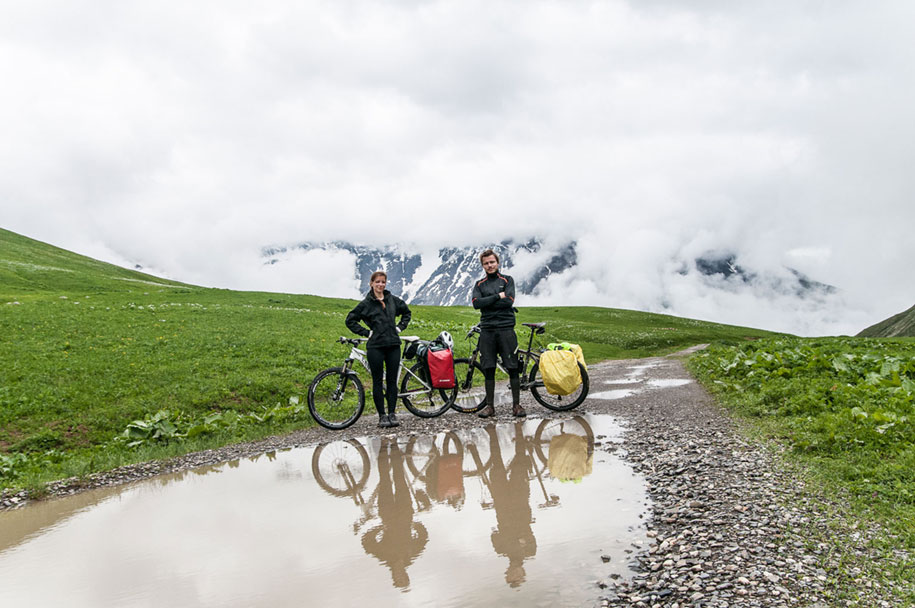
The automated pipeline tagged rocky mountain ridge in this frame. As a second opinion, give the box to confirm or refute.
[857,304,915,337]
[262,241,838,308]
[262,239,577,305]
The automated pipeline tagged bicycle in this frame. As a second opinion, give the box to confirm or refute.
[451,322,589,413]
[308,335,457,430]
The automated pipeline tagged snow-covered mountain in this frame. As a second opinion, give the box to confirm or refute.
[261,240,836,313]
[689,253,837,297]
[262,239,577,305]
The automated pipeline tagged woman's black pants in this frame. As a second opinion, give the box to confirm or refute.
[367,344,401,416]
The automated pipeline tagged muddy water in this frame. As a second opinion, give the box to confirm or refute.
[0,414,648,607]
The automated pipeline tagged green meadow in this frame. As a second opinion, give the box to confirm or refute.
[3,227,914,601]
[0,228,774,491]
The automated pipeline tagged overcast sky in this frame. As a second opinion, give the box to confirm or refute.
[2,0,913,336]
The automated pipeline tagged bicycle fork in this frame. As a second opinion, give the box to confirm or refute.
[334,359,358,400]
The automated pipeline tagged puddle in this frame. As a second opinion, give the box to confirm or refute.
[0,415,649,607]
[591,377,692,400]
[646,379,693,388]
[589,389,637,400]
[625,363,659,377]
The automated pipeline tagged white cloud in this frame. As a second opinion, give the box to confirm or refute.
[2,0,914,335]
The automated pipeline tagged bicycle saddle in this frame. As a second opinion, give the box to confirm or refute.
[522,322,547,334]
[400,335,421,342]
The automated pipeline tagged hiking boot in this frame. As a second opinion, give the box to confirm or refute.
[378,414,392,428]
[388,413,400,427]
[477,404,495,418]
[512,403,526,417]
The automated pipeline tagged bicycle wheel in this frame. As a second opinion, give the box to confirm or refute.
[311,439,371,496]
[308,367,365,429]
[400,362,455,418]
[534,416,595,464]
[451,358,487,413]
[404,431,462,479]
[528,361,590,411]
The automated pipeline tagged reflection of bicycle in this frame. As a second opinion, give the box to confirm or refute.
[308,336,457,429]
[452,322,590,413]
[403,432,467,509]
[403,418,595,508]
[311,439,371,497]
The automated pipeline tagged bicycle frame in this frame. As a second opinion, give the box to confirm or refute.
[338,338,434,399]
[462,324,542,389]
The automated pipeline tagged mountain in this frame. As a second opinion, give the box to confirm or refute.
[688,252,837,298]
[263,239,577,305]
[857,304,915,337]
[262,241,838,309]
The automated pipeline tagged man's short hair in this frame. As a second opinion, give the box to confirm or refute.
[479,249,499,263]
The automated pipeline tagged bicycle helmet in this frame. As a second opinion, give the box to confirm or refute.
[437,330,454,350]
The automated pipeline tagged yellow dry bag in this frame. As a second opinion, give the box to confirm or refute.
[539,349,582,395]
[546,342,587,370]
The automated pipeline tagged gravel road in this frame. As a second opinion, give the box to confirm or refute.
[2,347,908,606]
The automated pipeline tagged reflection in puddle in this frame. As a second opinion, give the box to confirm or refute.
[592,373,693,401]
[0,415,648,607]
[646,378,692,388]
[625,363,659,377]
[590,389,637,400]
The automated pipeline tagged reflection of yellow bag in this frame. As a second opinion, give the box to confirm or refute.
[547,434,593,482]
[539,349,582,395]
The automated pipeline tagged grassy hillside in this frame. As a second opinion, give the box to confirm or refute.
[858,304,915,337]
[1,227,778,491]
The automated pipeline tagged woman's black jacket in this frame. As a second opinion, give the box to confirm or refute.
[345,290,411,348]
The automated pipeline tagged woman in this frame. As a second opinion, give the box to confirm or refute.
[345,271,412,428]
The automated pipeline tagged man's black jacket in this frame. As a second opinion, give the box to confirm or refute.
[472,272,516,330]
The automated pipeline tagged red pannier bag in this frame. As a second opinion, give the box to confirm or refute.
[426,347,456,389]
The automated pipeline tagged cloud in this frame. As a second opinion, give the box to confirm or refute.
[1,0,913,335]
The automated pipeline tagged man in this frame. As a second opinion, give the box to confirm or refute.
[486,422,536,586]
[471,249,524,417]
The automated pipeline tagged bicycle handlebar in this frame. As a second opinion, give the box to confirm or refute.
[465,321,546,339]
[338,335,421,345]
[338,336,368,345]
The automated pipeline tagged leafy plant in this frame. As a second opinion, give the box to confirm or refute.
[689,337,915,527]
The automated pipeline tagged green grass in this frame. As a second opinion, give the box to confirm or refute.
[4,228,914,601]
[688,337,915,604]
[0,227,777,491]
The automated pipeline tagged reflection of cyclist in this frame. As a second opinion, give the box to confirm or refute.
[486,422,537,587]
[472,249,524,418]
[361,438,428,589]
[345,271,412,428]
